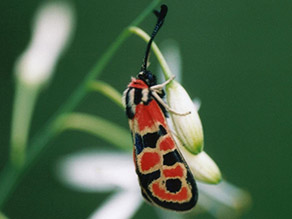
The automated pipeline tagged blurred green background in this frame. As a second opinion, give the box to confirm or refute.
[1,0,291,218]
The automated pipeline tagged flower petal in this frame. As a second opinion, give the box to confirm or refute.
[88,190,143,219]
[56,151,138,192]
[197,180,251,218]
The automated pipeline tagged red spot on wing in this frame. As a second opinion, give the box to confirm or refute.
[135,101,166,131]
[152,182,189,202]
[163,165,184,178]
[159,136,175,151]
[140,152,160,171]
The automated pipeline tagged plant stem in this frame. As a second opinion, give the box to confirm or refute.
[10,82,39,168]
[0,0,161,209]
[88,80,124,109]
[54,113,131,150]
[0,211,8,219]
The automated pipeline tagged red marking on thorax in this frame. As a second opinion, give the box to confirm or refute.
[135,101,167,131]
[152,182,189,202]
[163,165,184,178]
[140,152,160,171]
[128,78,148,89]
[159,136,175,151]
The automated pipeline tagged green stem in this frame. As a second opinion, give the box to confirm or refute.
[54,113,131,150]
[88,81,124,109]
[10,82,39,168]
[128,26,173,80]
[0,211,8,219]
[0,0,161,209]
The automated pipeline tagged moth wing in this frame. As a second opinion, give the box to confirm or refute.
[130,100,198,211]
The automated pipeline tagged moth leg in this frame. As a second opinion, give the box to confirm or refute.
[150,75,175,91]
[151,91,191,116]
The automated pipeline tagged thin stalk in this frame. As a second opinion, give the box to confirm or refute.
[0,211,8,219]
[54,113,131,150]
[0,0,161,209]
[10,82,39,168]
[88,81,124,109]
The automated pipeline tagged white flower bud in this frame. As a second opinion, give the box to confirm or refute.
[184,150,222,184]
[166,80,204,154]
[15,2,75,87]
[174,136,221,184]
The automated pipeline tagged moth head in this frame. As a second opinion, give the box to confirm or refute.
[138,70,157,86]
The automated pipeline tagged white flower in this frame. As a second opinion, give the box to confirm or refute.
[15,1,75,87]
[57,151,138,192]
[157,40,204,154]
[197,181,251,218]
[171,134,221,184]
[180,148,222,184]
[56,150,250,219]
[166,80,204,154]
[157,40,219,183]
[10,1,75,167]
[57,151,143,219]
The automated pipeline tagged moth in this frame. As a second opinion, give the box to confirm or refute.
[123,5,198,211]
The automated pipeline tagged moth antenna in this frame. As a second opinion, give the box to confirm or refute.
[141,4,168,72]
